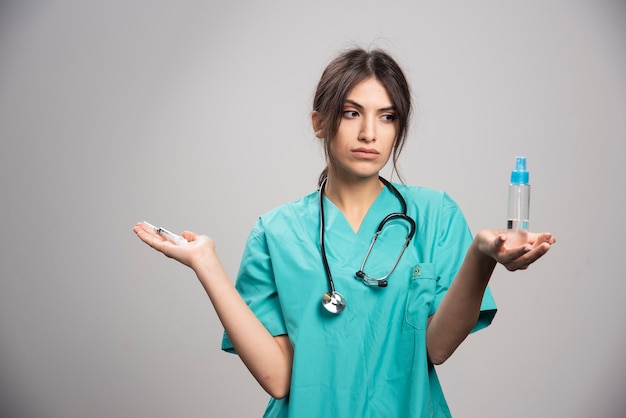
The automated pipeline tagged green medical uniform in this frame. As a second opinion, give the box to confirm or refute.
[222,184,496,417]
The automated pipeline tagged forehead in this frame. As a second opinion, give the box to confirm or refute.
[345,77,393,106]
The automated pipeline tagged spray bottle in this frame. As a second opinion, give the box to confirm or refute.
[507,156,530,245]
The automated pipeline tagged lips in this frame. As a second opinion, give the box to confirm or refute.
[351,148,380,160]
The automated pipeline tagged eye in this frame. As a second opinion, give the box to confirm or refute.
[381,113,397,122]
[343,110,359,119]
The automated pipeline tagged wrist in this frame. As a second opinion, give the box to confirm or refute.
[469,238,498,271]
[191,251,222,276]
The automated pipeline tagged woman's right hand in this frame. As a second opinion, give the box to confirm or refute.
[132,222,217,271]
[133,221,293,398]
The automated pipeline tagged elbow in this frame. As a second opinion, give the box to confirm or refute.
[426,336,458,365]
[426,321,472,365]
[254,336,293,400]
[428,349,452,366]
[259,369,291,399]
[268,388,290,400]
[264,380,290,400]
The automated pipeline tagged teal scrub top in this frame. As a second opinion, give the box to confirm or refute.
[222,184,497,418]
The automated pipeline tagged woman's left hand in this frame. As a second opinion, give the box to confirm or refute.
[474,229,556,271]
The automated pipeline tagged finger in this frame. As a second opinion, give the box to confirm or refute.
[133,222,161,239]
[494,233,508,251]
[531,238,553,252]
[182,230,197,242]
[542,233,556,245]
[134,226,173,252]
[509,244,532,261]
[529,232,556,245]
[535,241,548,252]
[513,242,551,269]
[133,224,158,240]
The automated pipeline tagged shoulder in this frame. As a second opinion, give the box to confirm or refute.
[393,184,473,253]
[392,183,469,235]
[262,189,318,222]
[249,189,319,237]
[392,183,461,211]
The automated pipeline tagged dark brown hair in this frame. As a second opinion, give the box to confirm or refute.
[313,47,412,185]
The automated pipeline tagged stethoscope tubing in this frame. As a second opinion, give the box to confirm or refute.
[318,176,417,313]
[319,184,337,294]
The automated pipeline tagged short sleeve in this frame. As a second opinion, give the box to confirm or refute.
[221,219,288,353]
[431,193,497,333]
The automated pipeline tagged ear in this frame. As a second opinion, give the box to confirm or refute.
[311,111,325,139]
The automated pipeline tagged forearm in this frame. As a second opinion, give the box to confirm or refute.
[193,258,292,399]
[426,240,496,365]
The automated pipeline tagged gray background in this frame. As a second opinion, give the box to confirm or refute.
[1,1,625,417]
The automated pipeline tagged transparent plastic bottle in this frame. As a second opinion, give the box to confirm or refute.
[507,156,530,246]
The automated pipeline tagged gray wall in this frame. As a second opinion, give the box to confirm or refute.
[1,1,625,417]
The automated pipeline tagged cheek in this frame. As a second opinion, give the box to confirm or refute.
[327,138,341,161]
[386,123,398,139]
[329,142,348,162]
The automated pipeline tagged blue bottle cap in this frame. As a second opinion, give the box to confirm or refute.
[510,156,529,184]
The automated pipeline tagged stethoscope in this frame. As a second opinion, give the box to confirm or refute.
[319,176,417,314]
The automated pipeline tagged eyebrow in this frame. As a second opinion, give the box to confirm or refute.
[344,99,396,112]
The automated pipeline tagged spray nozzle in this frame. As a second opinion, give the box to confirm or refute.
[510,156,529,184]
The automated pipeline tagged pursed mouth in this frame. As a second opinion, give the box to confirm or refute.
[352,148,379,154]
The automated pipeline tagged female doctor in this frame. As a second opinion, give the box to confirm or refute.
[133,47,556,417]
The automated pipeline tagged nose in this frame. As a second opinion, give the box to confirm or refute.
[359,115,376,143]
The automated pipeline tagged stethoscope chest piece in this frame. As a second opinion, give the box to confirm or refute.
[322,291,346,314]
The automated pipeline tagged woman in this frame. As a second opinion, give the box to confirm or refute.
[133,47,555,417]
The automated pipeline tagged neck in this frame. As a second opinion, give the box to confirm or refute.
[323,174,384,232]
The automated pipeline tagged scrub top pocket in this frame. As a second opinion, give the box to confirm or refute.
[404,263,437,330]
